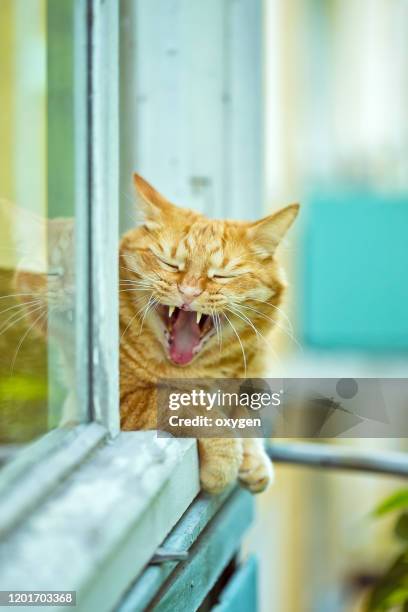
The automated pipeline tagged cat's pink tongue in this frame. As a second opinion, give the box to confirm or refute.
[169,310,201,365]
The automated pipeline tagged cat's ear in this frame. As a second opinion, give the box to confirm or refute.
[248,204,299,257]
[133,174,176,230]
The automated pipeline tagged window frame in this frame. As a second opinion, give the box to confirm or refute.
[86,0,120,435]
[0,5,200,607]
[0,0,121,536]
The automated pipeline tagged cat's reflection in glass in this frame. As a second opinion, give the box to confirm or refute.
[0,199,76,443]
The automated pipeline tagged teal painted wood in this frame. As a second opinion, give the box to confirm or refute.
[212,555,258,612]
[117,487,234,612]
[150,488,254,612]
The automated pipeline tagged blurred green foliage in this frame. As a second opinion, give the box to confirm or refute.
[366,489,408,611]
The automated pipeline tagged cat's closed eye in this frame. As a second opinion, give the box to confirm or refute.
[155,254,180,271]
[211,271,243,281]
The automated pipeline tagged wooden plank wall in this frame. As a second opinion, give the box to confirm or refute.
[119,0,263,229]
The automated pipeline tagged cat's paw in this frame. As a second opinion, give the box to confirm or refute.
[238,447,273,494]
[199,438,243,495]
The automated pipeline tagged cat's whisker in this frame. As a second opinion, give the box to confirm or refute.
[216,312,222,350]
[247,306,301,352]
[240,301,291,335]
[211,308,222,350]
[121,315,137,341]
[120,293,156,341]
[240,302,296,343]
[217,313,224,349]
[122,282,157,294]
[249,297,295,334]
[226,306,274,356]
[226,305,281,365]
[226,306,263,342]
[120,308,143,342]
[0,299,43,318]
[0,304,46,338]
[119,288,151,294]
[138,296,159,334]
[238,303,303,352]
[119,280,146,283]
[223,312,247,376]
[0,304,41,335]
[119,280,153,288]
[9,307,48,374]
[0,292,40,301]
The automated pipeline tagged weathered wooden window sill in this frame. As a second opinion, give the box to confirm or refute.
[0,432,199,612]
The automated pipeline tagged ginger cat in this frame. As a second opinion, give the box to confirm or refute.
[120,175,299,494]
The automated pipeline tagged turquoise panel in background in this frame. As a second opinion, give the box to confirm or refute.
[300,191,408,351]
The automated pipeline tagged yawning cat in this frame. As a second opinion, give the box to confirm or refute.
[120,174,299,494]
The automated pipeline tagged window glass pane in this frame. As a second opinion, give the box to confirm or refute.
[0,0,85,465]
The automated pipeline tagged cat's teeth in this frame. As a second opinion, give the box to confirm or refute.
[168,306,175,317]
[196,312,203,324]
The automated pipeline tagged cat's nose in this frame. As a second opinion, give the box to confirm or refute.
[178,284,202,302]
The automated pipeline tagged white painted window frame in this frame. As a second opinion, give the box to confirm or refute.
[0,0,120,529]
[0,3,200,608]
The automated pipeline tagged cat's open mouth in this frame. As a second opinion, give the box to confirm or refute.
[158,305,216,366]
